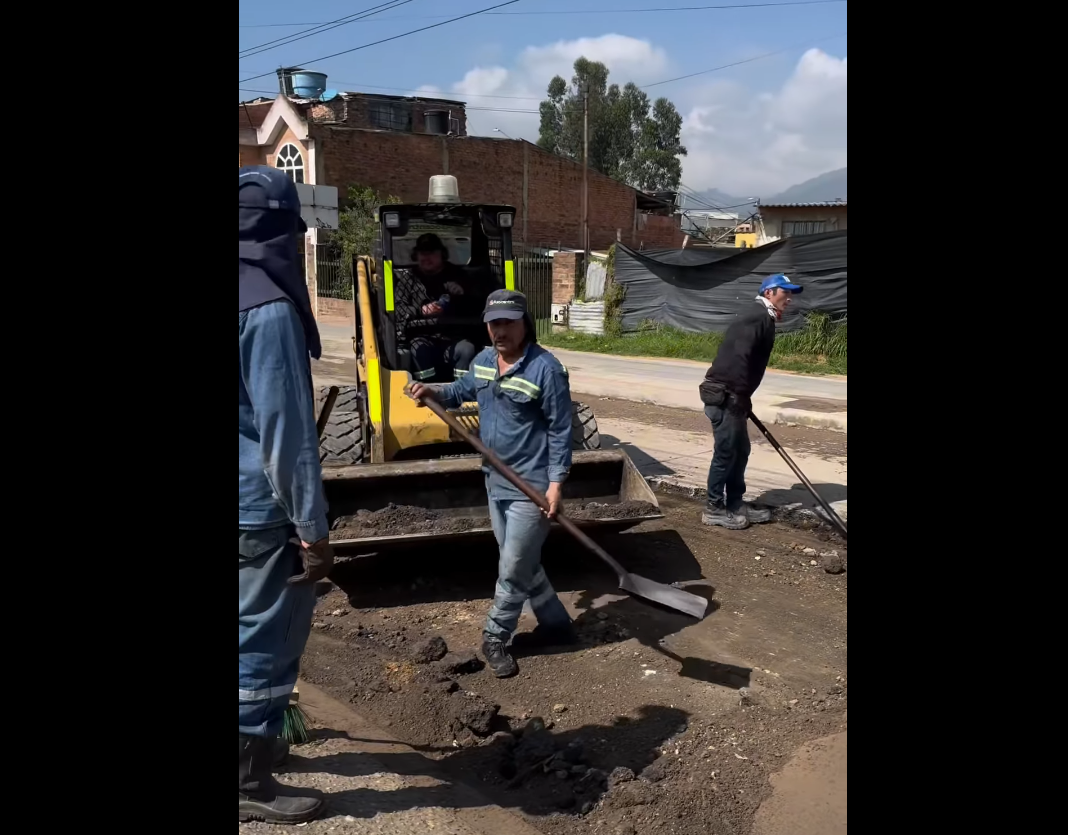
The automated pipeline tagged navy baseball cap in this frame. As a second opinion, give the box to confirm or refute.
[239,166,308,232]
[759,273,803,294]
[483,289,528,322]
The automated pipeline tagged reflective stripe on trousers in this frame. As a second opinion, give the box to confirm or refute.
[483,496,571,642]
[239,525,317,738]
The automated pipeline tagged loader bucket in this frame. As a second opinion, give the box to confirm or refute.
[323,450,662,550]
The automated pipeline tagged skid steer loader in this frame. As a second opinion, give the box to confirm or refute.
[316,176,662,548]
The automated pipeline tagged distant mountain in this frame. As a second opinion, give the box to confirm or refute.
[682,167,847,213]
[767,168,846,204]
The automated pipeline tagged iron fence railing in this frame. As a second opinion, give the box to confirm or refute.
[514,244,554,341]
[316,254,350,300]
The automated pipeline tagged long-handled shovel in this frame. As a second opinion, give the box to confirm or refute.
[748,411,847,540]
[420,395,708,620]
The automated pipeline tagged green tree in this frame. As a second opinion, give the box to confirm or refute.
[537,58,686,192]
[334,185,399,279]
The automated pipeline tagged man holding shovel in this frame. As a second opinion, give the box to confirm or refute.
[698,273,803,530]
[407,289,576,678]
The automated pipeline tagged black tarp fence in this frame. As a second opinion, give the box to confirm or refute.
[612,230,847,333]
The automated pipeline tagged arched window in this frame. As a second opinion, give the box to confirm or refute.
[275,143,305,183]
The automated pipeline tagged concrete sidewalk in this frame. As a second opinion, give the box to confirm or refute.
[597,416,847,513]
[240,681,544,835]
[551,348,847,434]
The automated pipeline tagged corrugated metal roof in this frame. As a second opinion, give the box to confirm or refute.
[758,201,847,208]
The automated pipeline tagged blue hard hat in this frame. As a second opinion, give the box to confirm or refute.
[759,273,803,294]
[239,166,307,232]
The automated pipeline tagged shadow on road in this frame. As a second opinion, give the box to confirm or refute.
[283,704,691,820]
[329,528,705,611]
[755,482,847,508]
[598,433,680,479]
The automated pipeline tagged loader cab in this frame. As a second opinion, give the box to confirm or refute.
[371,202,517,376]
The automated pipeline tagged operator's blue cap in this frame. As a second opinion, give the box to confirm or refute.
[759,273,803,294]
[239,166,308,232]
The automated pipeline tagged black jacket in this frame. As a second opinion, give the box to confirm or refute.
[703,300,776,398]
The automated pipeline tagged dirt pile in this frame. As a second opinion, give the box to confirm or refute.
[331,500,659,539]
[331,504,490,538]
[301,493,848,835]
[566,501,658,521]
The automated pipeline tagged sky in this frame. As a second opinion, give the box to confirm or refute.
[238,1,847,197]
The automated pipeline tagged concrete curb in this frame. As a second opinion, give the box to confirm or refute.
[770,407,847,434]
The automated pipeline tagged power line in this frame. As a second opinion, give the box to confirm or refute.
[643,31,846,87]
[239,1,846,27]
[241,32,845,104]
[239,0,522,85]
[239,1,414,59]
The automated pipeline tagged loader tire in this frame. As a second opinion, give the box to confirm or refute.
[316,385,366,466]
[571,402,601,450]
[316,384,361,414]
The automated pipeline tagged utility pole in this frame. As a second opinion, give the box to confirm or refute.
[581,80,590,264]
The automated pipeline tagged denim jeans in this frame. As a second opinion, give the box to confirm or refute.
[705,404,752,510]
[239,525,317,738]
[484,497,572,642]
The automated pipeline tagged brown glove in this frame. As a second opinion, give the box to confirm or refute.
[288,537,335,585]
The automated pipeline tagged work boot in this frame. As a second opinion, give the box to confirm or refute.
[481,637,519,678]
[700,504,749,530]
[510,623,578,650]
[273,737,290,768]
[240,734,325,824]
[730,502,772,524]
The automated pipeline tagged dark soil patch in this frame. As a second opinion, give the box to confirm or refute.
[573,392,848,460]
[301,492,847,835]
[331,501,659,539]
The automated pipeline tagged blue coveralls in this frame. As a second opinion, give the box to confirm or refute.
[238,300,328,738]
[434,343,574,641]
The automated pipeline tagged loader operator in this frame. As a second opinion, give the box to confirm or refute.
[698,273,803,530]
[239,166,335,825]
[408,289,576,678]
[409,232,485,382]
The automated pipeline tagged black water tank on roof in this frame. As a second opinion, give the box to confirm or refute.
[424,110,449,135]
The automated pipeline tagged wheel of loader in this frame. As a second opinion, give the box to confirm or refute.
[316,385,368,466]
[571,401,602,450]
[316,387,602,462]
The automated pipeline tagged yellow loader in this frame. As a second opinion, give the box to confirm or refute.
[316,176,662,549]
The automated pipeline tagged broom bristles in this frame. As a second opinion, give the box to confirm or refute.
[282,702,311,744]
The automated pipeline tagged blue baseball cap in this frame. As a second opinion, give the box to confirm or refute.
[759,273,803,295]
[239,166,307,232]
[483,288,528,321]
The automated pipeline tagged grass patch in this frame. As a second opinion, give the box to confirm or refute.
[543,312,847,376]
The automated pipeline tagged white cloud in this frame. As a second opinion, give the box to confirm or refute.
[681,48,847,195]
[424,41,845,196]
[422,34,670,141]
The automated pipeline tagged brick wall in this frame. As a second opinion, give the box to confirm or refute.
[637,213,685,249]
[313,128,681,250]
[552,251,582,305]
[307,96,468,137]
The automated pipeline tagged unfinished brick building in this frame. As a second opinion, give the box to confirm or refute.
[238,90,681,251]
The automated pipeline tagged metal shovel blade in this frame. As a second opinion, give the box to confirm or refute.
[618,573,708,619]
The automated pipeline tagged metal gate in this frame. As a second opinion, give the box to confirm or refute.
[514,244,553,341]
[315,248,349,300]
